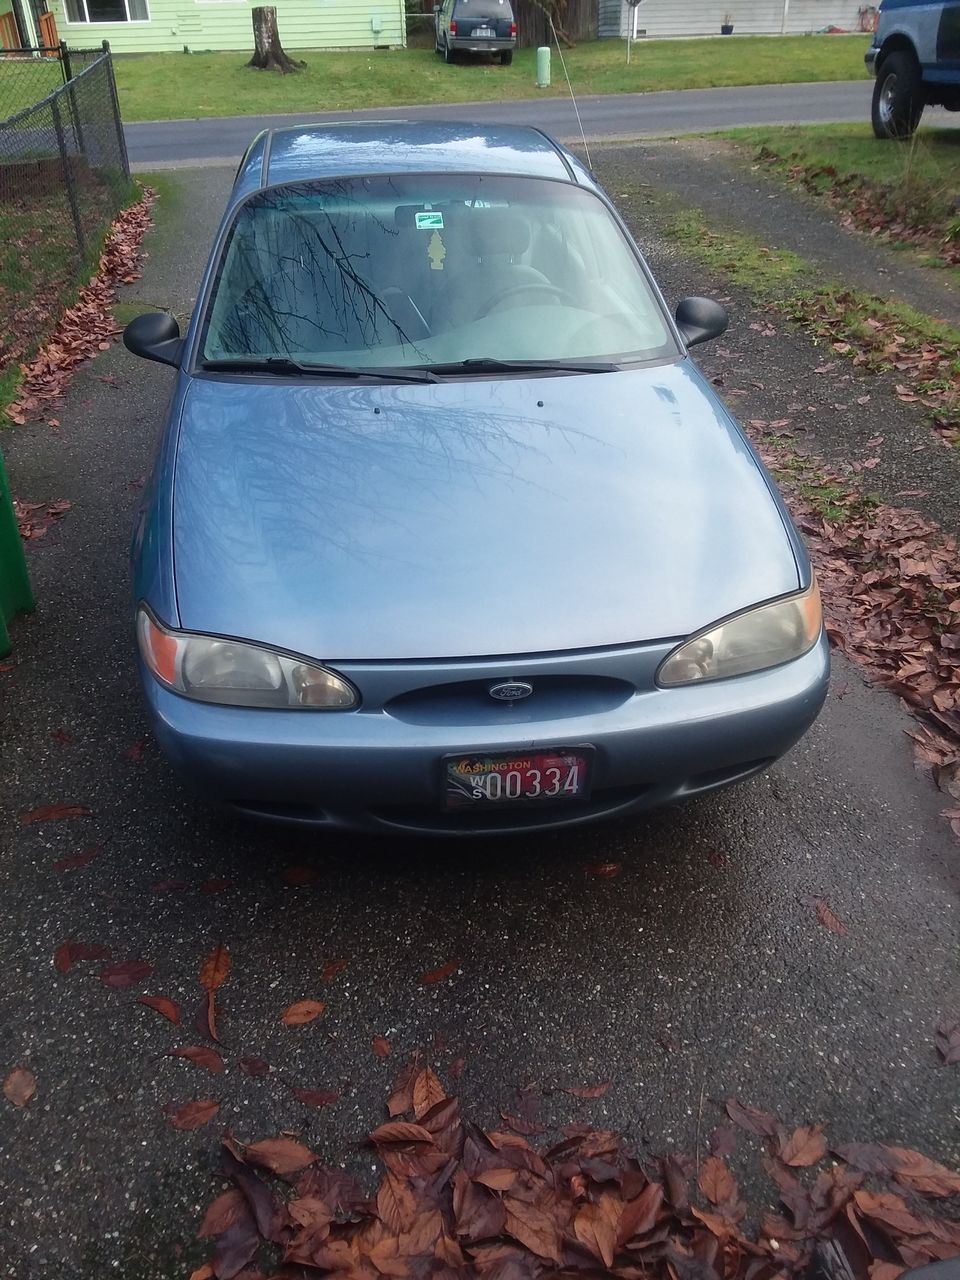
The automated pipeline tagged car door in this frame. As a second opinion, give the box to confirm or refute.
[935,0,960,75]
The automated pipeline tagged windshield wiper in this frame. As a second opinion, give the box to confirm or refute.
[420,357,620,375]
[200,357,439,383]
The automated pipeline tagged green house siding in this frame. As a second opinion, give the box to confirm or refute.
[50,0,405,52]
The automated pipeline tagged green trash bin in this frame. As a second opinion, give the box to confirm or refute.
[0,448,34,658]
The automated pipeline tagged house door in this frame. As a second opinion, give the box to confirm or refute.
[0,10,22,46]
[26,0,57,44]
[37,7,58,45]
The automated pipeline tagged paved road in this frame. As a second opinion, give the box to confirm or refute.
[127,79,879,167]
[1,158,958,1278]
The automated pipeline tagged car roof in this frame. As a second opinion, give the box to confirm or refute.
[231,121,596,203]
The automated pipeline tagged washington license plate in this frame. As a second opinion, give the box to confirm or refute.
[473,26,495,36]
[444,749,592,809]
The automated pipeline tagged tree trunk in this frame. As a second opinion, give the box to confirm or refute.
[247,6,306,73]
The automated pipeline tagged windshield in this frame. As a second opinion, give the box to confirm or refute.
[199,173,677,371]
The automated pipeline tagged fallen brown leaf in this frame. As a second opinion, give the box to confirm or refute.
[199,944,231,993]
[699,1154,738,1206]
[372,1036,393,1058]
[725,1098,779,1138]
[242,1136,318,1176]
[412,1066,445,1120]
[281,999,326,1027]
[170,1046,225,1074]
[54,941,110,974]
[99,959,153,988]
[292,1088,339,1109]
[562,1082,611,1099]
[3,1067,36,1107]
[370,1121,435,1147]
[168,1099,219,1131]
[52,845,102,872]
[197,1188,247,1238]
[200,878,232,895]
[239,1056,270,1078]
[934,1018,960,1066]
[420,960,458,986]
[138,994,182,1025]
[800,894,847,937]
[779,1123,828,1167]
[20,803,90,825]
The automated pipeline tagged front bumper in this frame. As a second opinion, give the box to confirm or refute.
[140,633,830,834]
[865,44,879,75]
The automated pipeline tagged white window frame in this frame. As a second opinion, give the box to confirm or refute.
[63,0,152,24]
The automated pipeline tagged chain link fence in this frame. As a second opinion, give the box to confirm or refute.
[0,47,63,122]
[0,47,131,383]
[0,42,106,143]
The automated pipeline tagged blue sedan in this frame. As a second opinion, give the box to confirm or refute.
[124,122,828,834]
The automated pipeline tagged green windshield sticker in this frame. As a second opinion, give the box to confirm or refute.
[415,211,444,230]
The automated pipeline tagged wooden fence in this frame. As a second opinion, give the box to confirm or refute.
[514,0,597,46]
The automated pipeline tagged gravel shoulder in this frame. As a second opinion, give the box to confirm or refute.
[594,135,960,326]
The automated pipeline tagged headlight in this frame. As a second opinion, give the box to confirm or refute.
[136,608,358,709]
[657,579,822,687]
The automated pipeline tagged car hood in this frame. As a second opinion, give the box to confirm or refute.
[172,364,800,660]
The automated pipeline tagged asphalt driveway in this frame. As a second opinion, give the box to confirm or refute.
[0,161,958,1279]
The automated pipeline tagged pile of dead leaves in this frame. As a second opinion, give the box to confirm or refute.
[759,152,960,270]
[782,291,960,447]
[754,432,960,775]
[13,496,71,540]
[4,185,155,428]
[189,1064,960,1280]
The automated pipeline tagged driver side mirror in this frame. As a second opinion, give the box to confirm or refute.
[675,296,728,348]
[123,311,183,368]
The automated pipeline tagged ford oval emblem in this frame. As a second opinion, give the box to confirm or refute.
[488,680,534,702]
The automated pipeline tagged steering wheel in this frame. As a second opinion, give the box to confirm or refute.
[477,282,576,318]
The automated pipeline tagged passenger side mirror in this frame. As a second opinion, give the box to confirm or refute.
[675,296,728,348]
[123,311,183,368]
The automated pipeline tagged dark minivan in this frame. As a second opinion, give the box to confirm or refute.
[435,0,517,64]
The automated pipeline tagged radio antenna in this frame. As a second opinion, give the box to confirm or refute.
[548,15,592,170]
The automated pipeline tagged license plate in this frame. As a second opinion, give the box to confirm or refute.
[444,749,592,809]
[473,26,495,36]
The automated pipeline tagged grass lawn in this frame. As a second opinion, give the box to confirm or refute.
[721,123,960,266]
[112,35,869,122]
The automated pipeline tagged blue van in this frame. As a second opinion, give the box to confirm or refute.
[866,0,960,137]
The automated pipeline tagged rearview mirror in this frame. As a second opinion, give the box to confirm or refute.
[123,311,183,368]
[675,297,728,348]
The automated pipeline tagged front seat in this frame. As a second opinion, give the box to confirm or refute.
[430,208,551,332]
